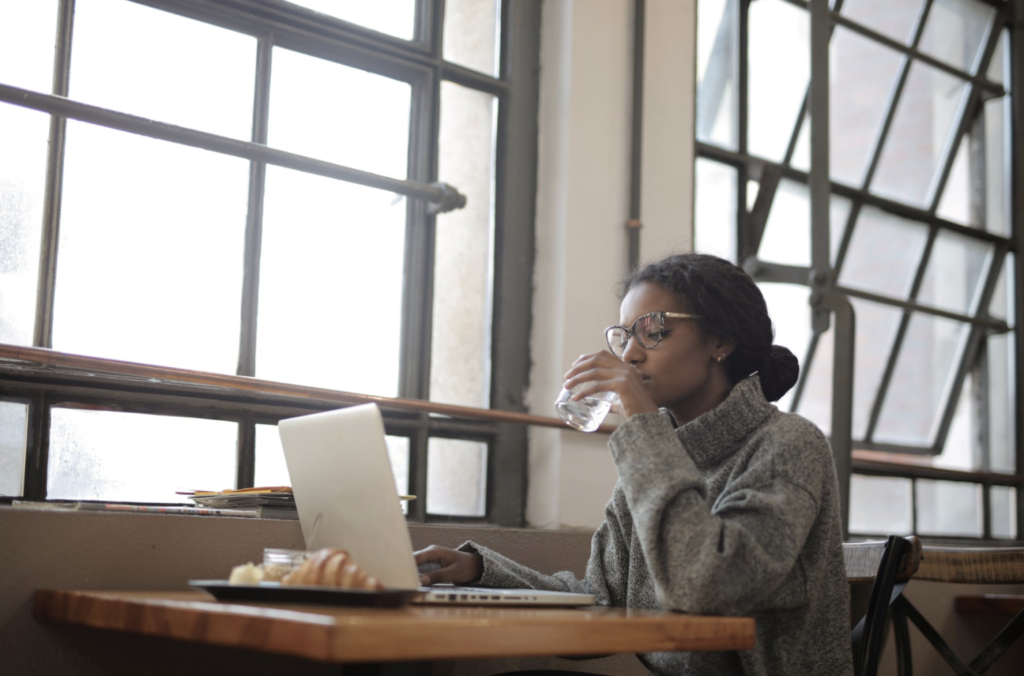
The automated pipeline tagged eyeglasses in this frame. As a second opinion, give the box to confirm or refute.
[605,311,701,357]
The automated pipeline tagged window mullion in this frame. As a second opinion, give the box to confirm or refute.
[33,0,75,349]
[237,33,274,378]
[22,394,50,501]
[735,0,750,262]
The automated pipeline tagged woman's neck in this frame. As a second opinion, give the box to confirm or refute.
[668,371,735,427]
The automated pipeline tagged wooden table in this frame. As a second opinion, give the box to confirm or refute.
[34,590,756,664]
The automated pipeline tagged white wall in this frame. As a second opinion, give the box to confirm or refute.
[527,0,696,529]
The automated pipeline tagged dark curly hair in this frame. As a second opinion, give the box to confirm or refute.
[620,253,799,402]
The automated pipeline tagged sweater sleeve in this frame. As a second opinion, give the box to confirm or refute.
[608,410,821,616]
[455,485,634,607]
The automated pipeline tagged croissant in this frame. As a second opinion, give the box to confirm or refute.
[281,548,385,591]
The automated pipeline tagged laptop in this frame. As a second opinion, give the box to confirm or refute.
[277,403,595,607]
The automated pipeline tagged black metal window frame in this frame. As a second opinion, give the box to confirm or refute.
[695,0,1024,540]
[0,0,541,526]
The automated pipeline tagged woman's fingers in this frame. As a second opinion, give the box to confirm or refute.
[412,546,483,586]
[413,545,450,565]
[564,351,619,379]
[564,365,639,396]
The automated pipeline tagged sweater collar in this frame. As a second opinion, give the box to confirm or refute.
[674,375,775,470]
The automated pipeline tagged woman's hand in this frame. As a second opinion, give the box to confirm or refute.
[413,545,484,586]
[563,350,660,419]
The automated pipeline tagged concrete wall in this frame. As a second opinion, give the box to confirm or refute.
[5,508,1022,676]
[527,0,695,531]
[0,507,646,676]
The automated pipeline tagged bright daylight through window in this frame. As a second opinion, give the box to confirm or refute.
[0,0,535,525]
[696,0,1021,541]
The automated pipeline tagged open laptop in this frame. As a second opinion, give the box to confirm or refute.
[277,404,595,607]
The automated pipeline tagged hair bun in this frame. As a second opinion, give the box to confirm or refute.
[758,345,800,402]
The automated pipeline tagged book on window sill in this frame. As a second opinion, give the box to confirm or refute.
[246,505,300,520]
[10,500,259,518]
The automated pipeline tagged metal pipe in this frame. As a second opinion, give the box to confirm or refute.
[0,82,468,213]
[627,0,646,271]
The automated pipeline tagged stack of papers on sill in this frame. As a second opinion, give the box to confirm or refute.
[10,500,260,518]
[179,486,299,519]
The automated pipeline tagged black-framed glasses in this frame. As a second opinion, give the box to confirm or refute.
[605,311,701,357]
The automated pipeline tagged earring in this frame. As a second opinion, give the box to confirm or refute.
[716,355,723,362]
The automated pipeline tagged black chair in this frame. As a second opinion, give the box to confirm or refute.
[845,535,922,676]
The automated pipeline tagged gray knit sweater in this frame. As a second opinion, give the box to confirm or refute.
[459,375,852,676]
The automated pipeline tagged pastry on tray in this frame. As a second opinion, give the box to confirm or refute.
[281,548,385,591]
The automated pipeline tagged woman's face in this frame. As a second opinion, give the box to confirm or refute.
[618,282,730,413]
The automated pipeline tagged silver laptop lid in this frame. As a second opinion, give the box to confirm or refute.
[277,404,421,590]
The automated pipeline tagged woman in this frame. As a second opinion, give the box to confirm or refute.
[415,253,852,676]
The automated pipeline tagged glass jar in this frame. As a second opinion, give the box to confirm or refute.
[262,548,308,582]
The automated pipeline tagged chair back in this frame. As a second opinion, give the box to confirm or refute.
[845,535,922,676]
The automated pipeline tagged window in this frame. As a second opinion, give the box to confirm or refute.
[0,0,539,526]
[696,0,1021,540]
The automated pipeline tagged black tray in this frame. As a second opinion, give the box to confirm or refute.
[189,580,423,608]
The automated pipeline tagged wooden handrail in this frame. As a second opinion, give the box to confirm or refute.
[0,344,617,433]
[851,449,1024,486]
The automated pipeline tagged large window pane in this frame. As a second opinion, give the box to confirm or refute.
[0,2,55,346]
[0,400,28,497]
[830,28,903,187]
[268,48,411,179]
[872,63,968,207]
[757,283,810,413]
[941,371,981,471]
[71,0,255,139]
[696,0,738,150]
[443,0,501,77]
[988,252,1015,322]
[48,408,237,503]
[427,437,487,517]
[988,332,1016,473]
[916,230,992,315]
[748,0,808,162]
[797,299,902,440]
[255,423,409,499]
[256,168,406,397]
[849,475,913,535]
[839,0,924,45]
[875,314,967,445]
[796,327,834,435]
[987,28,1009,85]
[0,0,58,91]
[694,159,737,262]
[52,123,249,373]
[757,179,850,267]
[837,207,929,299]
[936,135,974,226]
[917,0,995,74]
[916,479,983,537]
[284,0,416,40]
[991,486,1017,539]
[983,96,1011,237]
[431,82,495,408]
[0,104,48,347]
